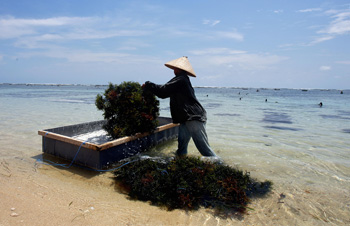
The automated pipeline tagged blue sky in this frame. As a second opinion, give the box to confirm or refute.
[0,0,349,89]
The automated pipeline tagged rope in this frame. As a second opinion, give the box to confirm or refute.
[92,160,138,172]
[40,132,86,169]
[67,140,86,168]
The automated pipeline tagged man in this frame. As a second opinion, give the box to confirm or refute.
[144,56,217,157]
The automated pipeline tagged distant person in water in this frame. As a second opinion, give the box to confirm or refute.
[319,102,323,107]
[143,56,217,157]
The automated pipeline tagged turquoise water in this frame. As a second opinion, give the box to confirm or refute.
[1,83,349,224]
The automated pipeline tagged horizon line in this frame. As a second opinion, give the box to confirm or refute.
[1,82,348,91]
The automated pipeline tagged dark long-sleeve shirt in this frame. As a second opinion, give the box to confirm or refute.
[145,74,207,123]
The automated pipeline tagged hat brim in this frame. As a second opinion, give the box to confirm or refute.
[165,64,196,77]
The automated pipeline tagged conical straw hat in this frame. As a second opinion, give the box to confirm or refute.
[164,56,196,77]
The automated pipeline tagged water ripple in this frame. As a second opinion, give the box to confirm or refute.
[320,114,350,120]
[214,113,241,117]
[262,111,292,124]
[263,126,301,131]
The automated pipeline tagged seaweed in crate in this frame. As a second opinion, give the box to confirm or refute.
[113,156,272,213]
[95,82,159,139]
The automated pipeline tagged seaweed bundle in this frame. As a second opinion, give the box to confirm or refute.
[95,81,159,139]
[114,156,272,213]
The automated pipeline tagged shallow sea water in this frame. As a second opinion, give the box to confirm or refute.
[0,84,349,225]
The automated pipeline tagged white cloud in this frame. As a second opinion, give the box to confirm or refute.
[118,39,151,51]
[157,26,244,43]
[2,16,94,27]
[190,48,246,55]
[212,20,221,26]
[1,14,248,70]
[304,8,350,46]
[0,23,35,39]
[274,10,284,14]
[13,29,149,50]
[17,46,160,64]
[320,66,331,71]
[209,54,288,70]
[336,61,350,65]
[190,48,288,71]
[0,15,154,63]
[297,8,322,13]
[184,29,243,41]
[278,43,294,48]
[215,30,244,41]
[0,15,152,54]
[64,29,148,40]
[322,19,350,34]
[318,10,350,35]
[203,19,221,26]
[0,15,151,43]
[308,36,335,45]
[0,16,96,39]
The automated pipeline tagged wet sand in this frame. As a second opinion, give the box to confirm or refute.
[1,156,208,226]
[1,151,349,226]
[1,156,254,226]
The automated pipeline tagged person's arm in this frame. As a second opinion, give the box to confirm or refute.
[144,77,184,99]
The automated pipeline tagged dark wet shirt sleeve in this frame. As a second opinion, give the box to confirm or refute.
[145,77,182,99]
[144,75,207,123]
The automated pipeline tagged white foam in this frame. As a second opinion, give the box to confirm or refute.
[72,129,110,144]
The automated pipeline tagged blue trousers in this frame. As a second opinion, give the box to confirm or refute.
[177,120,217,157]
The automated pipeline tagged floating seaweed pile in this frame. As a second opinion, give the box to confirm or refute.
[95,81,159,139]
[114,156,272,213]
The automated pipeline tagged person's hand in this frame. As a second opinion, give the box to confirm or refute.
[142,81,151,90]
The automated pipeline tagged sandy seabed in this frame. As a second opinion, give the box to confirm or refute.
[1,154,349,226]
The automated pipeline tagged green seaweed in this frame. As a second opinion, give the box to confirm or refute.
[113,156,272,213]
[95,82,159,139]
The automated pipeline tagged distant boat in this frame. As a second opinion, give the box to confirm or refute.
[302,89,308,92]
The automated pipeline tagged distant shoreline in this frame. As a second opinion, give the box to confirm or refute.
[0,83,347,91]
